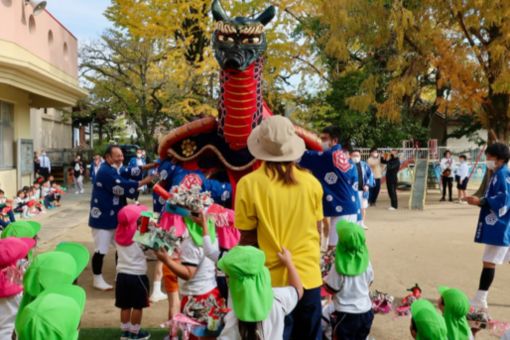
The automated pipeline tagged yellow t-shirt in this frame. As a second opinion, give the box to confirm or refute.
[235,164,324,289]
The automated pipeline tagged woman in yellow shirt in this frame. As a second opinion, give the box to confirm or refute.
[235,116,324,340]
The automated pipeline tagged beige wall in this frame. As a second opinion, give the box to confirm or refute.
[31,108,72,151]
[0,84,31,196]
[0,0,78,77]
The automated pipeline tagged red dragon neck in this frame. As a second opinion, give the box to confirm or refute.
[218,58,264,150]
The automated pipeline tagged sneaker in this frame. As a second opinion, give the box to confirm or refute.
[129,330,151,339]
[93,275,113,291]
[80,189,85,194]
[150,291,168,303]
[388,207,397,211]
[75,191,79,194]
[440,197,446,202]
[120,331,130,340]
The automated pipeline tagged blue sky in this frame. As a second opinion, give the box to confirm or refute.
[46,0,111,44]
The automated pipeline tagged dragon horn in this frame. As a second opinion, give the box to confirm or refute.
[212,0,229,22]
[256,5,276,26]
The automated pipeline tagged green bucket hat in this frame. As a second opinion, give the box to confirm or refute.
[15,291,83,340]
[411,299,448,340]
[438,286,471,340]
[184,217,216,246]
[17,251,78,320]
[55,242,90,278]
[335,220,369,276]
[1,221,41,238]
[43,284,87,314]
[218,246,273,322]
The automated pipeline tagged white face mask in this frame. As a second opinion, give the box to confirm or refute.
[321,142,330,151]
[371,153,379,158]
[137,153,142,158]
[352,157,361,163]
[486,160,496,170]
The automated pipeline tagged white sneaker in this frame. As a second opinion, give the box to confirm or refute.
[388,207,397,211]
[93,275,113,291]
[362,224,369,230]
[75,191,79,194]
[80,189,84,194]
[150,291,168,302]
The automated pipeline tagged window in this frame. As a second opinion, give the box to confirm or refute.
[48,30,54,45]
[0,101,14,169]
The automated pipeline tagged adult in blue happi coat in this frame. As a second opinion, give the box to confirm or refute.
[466,142,510,312]
[89,145,155,291]
[299,126,361,251]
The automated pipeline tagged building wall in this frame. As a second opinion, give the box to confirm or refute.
[0,84,32,196]
[31,108,72,151]
[0,0,78,77]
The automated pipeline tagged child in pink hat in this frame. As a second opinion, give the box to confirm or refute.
[114,204,151,340]
[0,237,36,339]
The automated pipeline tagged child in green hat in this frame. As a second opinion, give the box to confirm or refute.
[410,299,448,340]
[217,245,303,339]
[324,220,374,339]
[437,286,473,340]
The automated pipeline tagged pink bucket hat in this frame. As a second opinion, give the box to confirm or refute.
[115,204,148,246]
[0,237,36,298]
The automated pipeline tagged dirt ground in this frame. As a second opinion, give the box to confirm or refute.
[35,188,510,340]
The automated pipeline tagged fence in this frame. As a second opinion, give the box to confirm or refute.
[358,146,487,190]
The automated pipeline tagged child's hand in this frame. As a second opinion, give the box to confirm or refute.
[154,247,169,262]
[466,196,480,206]
[277,247,293,266]
[190,211,208,228]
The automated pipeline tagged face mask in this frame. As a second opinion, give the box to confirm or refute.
[321,142,330,151]
[352,157,361,163]
[486,160,496,170]
[137,153,142,158]
[371,153,379,158]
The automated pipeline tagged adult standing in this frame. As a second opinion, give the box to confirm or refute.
[236,116,324,340]
[33,152,40,178]
[299,126,360,251]
[466,143,510,315]
[89,145,154,290]
[351,150,374,228]
[440,150,456,202]
[90,154,103,184]
[367,147,382,206]
[129,148,147,200]
[38,151,51,180]
[71,155,85,194]
[381,149,400,210]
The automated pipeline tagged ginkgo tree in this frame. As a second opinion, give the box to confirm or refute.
[317,0,510,143]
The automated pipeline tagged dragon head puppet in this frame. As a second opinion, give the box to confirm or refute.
[211,0,275,71]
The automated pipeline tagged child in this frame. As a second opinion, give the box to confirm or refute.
[155,215,222,324]
[437,286,473,340]
[196,207,240,300]
[0,237,36,339]
[410,299,447,340]
[456,155,470,203]
[27,187,43,215]
[13,190,30,219]
[114,204,151,340]
[324,221,374,339]
[0,189,16,229]
[217,245,302,339]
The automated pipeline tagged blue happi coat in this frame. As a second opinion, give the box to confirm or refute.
[152,159,232,213]
[300,145,361,217]
[89,162,143,229]
[475,164,510,246]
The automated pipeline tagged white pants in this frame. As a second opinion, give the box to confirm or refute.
[483,245,510,265]
[328,214,358,246]
[0,293,21,340]
[74,175,84,192]
[92,228,115,255]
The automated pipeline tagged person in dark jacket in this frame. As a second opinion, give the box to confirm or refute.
[381,149,400,210]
